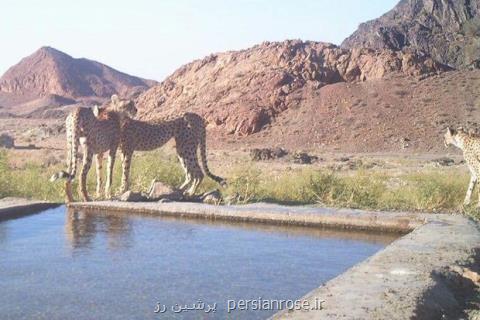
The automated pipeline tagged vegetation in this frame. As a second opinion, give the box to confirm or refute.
[0,150,478,220]
[228,167,475,215]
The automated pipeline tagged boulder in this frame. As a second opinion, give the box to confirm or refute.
[148,180,175,198]
[0,133,14,148]
[250,147,288,161]
[292,152,318,164]
[147,179,184,201]
[119,190,148,202]
[201,190,223,205]
[432,157,455,167]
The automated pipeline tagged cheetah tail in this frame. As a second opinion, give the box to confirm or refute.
[199,128,227,187]
[200,135,227,187]
[184,113,227,188]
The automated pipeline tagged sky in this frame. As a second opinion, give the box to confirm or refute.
[1,0,398,81]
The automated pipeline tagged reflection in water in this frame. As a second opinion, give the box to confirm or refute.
[0,223,7,244]
[65,208,133,251]
[0,206,399,320]
[156,215,401,245]
[75,208,399,246]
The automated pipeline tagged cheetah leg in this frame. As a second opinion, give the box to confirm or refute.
[180,173,193,193]
[105,149,116,199]
[177,155,191,192]
[186,178,198,196]
[464,174,477,206]
[477,185,480,208]
[120,151,133,193]
[79,149,93,202]
[185,160,204,196]
[95,153,103,199]
[175,141,193,192]
[186,175,203,196]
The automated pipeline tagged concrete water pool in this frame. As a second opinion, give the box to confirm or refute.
[0,205,398,320]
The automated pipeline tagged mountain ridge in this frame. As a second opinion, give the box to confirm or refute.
[0,46,156,110]
[342,0,480,69]
[135,40,447,136]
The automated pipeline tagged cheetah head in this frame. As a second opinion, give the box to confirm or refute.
[444,127,456,148]
[110,94,137,118]
[444,127,468,148]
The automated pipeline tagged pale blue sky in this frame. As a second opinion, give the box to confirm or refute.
[1,0,398,81]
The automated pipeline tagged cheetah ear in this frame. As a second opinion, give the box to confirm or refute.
[111,94,119,104]
[93,105,100,117]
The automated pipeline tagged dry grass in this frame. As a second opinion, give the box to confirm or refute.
[0,149,478,220]
[226,166,472,213]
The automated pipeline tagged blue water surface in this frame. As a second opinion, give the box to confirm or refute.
[0,206,397,319]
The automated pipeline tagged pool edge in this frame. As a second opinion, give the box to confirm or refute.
[0,197,61,221]
[66,201,480,319]
[67,201,425,233]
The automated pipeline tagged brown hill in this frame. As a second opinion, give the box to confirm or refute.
[342,0,480,69]
[0,46,156,111]
[137,40,447,138]
[236,69,480,153]
[135,39,480,153]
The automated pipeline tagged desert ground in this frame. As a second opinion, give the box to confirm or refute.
[0,115,474,219]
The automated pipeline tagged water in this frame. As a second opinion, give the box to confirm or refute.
[0,206,397,320]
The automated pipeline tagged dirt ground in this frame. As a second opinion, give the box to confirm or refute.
[0,117,467,176]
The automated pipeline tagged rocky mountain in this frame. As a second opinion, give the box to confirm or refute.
[342,0,480,69]
[0,46,156,111]
[237,68,480,153]
[136,40,447,136]
[133,0,480,152]
[4,0,480,152]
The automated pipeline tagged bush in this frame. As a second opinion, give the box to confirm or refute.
[462,17,480,37]
[0,150,64,201]
[1,149,478,220]
[226,166,262,203]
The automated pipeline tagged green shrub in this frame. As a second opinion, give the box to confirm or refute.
[126,152,184,192]
[0,150,11,198]
[1,149,479,220]
[226,165,262,203]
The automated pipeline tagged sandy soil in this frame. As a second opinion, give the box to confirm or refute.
[0,116,467,176]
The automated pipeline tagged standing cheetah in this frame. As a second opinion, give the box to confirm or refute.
[50,95,136,202]
[175,113,227,194]
[118,112,226,196]
[444,127,480,207]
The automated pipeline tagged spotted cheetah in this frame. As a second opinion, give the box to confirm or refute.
[118,112,226,196]
[444,127,480,207]
[50,95,136,202]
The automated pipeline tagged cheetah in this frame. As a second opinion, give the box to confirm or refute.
[444,127,480,207]
[50,95,136,202]
[175,113,227,194]
[118,112,226,196]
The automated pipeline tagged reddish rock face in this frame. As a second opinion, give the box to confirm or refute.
[0,47,156,109]
[136,40,447,136]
